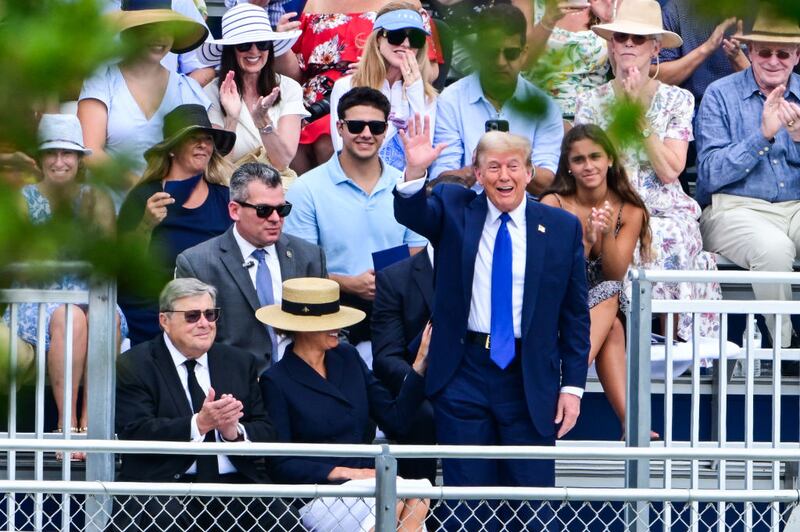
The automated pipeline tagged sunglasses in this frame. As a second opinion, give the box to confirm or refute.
[482,47,523,62]
[755,48,794,60]
[235,41,271,52]
[341,119,388,135]
[236,200,293,218]
[166,308,221,324]
[612,32,651,45]
[381,28,427,49]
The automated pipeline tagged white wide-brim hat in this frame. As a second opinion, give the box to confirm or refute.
[38,114,92,155]
[199,4,301,66]
[591,0,682,49]
[256,278,365,333]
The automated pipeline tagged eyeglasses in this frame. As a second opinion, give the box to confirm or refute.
[755,48,794,60]
[341,120,388,135]
[380,28,427,49]
[235,41,271,53]
[236,200,293,218]
[612,32,651,45]
[482,47,523,62]
[165,308,221,323]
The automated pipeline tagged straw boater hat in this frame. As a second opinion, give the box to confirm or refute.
[591,0,682,49]
[144,104,235,162]
[735,8,800,44]
[199,4,302,65]
[37,115,92,155]
[108,0,209,54]
[256,278,366,332]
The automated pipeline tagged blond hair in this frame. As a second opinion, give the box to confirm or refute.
[140,147,234,187]
[473,131,533,168]
[351,1,437,101]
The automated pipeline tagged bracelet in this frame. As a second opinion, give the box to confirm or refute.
[258,122,275,135]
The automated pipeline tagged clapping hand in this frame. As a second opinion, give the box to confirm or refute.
[219,70,242,120]
[780,100,800,142]
[761,85,787,140]
[276,11,301,33]
[584,201,613,247]
[400,113,447,180]
[251,87,281,129]
[721,20,749,71]
[412,321,432,376]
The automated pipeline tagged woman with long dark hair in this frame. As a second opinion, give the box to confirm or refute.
[542,124,649,437]
[202,4,307,177]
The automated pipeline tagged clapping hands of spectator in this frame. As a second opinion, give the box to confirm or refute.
[701,17,737,57]
[761,85,789,140]
[197,387,244,440]
[780,100,800,142]
[541,0,590,29]
[401,113,447,180]
[251,87,281,129]
[412,321,432,376]
[219,70,242,120]
[276,11,301,33]
[722,20,750,72]
[584,201,613,248]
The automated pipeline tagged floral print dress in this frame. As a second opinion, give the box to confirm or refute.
[575,81,721,341]
[527,0,609,118]
[293,10,439,145]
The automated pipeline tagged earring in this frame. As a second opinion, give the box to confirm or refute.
[169,153,174,158]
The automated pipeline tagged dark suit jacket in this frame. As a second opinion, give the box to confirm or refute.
[260,343,425,484]
[175,226,327,373]
[372,250,433,394]
[115,335,275,483]
[394,184,590,437]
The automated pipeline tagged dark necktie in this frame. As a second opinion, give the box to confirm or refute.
[252,248,280,362]
[490,212,515,368]
[183,359,219,481]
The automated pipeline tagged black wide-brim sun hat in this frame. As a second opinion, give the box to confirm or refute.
[144,104,236,163]
[109,0,209,54]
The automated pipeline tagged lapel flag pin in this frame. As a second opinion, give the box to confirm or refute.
[286,250,293,258]
[538,224,546,233]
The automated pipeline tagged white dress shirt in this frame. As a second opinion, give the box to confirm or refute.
[395,178,583,398]
[164,334,246,475]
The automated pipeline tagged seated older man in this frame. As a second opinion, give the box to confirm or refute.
[696,9,800,349]
[113,278,298,531]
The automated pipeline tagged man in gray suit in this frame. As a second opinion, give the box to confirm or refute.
[176,163,326,373]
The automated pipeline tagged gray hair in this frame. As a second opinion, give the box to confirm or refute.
[229,162,282,203]
[159,278,217,311]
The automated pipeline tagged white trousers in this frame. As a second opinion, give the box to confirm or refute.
[700,194,800,347]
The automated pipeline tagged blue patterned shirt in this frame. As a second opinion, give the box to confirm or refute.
[695,68,800,207]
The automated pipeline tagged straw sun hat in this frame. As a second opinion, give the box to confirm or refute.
[108,0,209,54]
[735,8,800,45]
[256,278,366,333]
[591,0,682,49]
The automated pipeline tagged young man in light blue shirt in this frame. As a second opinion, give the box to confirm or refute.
[431,3,563,196]
[284,87,426,361]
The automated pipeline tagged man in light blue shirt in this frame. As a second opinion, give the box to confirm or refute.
[696,11,800,348]
[285,87,427,357]
[431,4,563,196]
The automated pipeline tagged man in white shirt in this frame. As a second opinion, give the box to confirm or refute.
[176,162,327,373]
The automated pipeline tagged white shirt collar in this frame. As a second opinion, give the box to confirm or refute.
[426,244,434,267]
[164,332,208,370]
[485,194,527,228]
[233,224,276,260]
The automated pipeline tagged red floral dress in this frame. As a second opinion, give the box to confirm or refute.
[293,10,441,145]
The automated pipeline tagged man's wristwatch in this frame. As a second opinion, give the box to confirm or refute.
[258,122,275,135]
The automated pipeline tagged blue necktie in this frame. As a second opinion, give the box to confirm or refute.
[252,249,279,363]
[490,212,515,369]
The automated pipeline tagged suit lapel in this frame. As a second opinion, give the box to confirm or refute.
[219,228,261,312]
[412,251,434,312]
[522,199,545,338]
[462,194,487,310]
[275,235,295,280]
[152,337,194,418]
[284,350,352,405]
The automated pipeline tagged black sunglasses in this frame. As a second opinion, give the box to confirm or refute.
[381,28,427,49]
[235,41,271,52]
[341,120,388,135]
[612,32,650,45]
[166,308,221,324]
[236,200,293,218]
[482,47,523,62]
[756,48,794,60]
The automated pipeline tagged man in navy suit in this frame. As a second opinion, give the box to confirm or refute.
[394,119,589,519]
